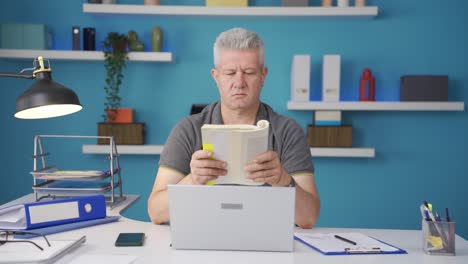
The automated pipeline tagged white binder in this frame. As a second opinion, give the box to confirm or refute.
[322,54,341,102]
[291,55,311,102]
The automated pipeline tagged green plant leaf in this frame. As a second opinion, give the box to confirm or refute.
[102,32,128,122]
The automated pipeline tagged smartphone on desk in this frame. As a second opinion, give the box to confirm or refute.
[115,233,145,247]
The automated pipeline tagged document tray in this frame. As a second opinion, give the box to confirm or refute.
[31,135,124,206]
[31,167,116,181]
[32,180,120,196]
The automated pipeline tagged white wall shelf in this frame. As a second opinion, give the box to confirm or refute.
[83,145,165,155]
[311,147,375,158]
[83,3,378,17]
[82,144,374,158]
[0,49,173,62]
[287,101,465,111]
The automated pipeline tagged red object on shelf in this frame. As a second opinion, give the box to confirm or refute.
[107,108,133,123]
[359,68,375,101]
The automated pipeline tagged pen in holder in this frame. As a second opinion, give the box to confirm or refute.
[422,219,455,255]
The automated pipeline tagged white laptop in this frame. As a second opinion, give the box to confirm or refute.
[168,185,295,252]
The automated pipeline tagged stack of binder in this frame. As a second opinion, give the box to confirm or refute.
[0,195,119,238]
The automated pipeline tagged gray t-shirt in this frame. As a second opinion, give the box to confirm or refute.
[159,102,314,176]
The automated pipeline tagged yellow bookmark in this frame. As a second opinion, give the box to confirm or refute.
[202,143,215,186]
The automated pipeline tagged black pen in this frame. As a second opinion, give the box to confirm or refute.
[334,235,357,245]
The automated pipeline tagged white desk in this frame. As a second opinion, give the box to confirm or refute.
[2,194,468,264]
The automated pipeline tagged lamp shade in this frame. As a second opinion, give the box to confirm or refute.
[15,71,82,119]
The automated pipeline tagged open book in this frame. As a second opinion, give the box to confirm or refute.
[201,120,269,185]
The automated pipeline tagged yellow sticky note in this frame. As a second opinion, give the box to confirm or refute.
[206,180,215,185]
[427,235,443,248]
[202,143,215,185]
[203,143,213,153]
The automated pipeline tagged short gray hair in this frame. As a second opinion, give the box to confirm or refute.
[213,27,264,67]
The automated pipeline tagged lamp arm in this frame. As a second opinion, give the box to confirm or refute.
[0,72,35,79]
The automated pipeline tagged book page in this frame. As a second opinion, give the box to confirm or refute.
[202,120,269,185]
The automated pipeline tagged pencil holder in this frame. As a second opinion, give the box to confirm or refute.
[422,219,455,255]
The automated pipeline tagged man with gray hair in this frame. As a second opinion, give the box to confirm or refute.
[148,27,320,228]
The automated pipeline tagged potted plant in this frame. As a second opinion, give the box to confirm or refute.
[102,32,130,122]
[98,32,145,145]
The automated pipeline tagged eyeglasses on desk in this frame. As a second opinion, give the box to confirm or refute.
[0,230,51,251]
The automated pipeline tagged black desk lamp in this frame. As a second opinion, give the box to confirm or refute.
[0,56,82,119]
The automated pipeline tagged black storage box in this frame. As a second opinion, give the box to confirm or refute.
[400,75,448,101]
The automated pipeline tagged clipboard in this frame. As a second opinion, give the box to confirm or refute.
[294,232,407,255]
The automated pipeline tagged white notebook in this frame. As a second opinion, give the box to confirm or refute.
[0,235,85,263]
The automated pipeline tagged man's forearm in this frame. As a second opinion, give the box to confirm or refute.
[148,190,170,224]
[294,183,320,229]
[148,175,195,224]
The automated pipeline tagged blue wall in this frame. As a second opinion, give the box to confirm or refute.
[1,0,467,239]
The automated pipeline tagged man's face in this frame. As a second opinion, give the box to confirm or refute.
[211,49,268,111]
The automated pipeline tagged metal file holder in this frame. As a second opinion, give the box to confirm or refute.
[31,135,125,207]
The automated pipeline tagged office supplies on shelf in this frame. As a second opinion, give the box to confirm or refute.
[322,54,341,102]
[13,216,120,239]
[400,75,449,102]
[0,195,106,230]
[290,54,311,102]
[0,235,85,264]
[314,110,342,126]
[445,207,451,222]
[294,232,406,255]
[31,135,125,206]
